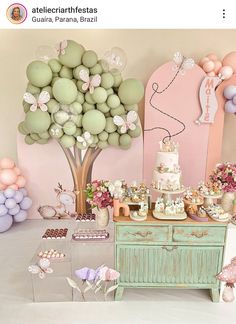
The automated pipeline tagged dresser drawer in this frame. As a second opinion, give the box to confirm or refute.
[172,226,226,244]
[116,225,168,242]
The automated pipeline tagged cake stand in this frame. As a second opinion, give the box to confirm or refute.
[152,187,187,220]
[201,193,222,208]
[183,199,208,222]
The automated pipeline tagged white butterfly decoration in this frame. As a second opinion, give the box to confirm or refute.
[79,70,101,94]
[50,127,60,137]
[55,40,68,56]
[77,131,93,148]
[113,111,138,134]
[173,52,195,74]
[28,258,53,279]
[23,91,50,112]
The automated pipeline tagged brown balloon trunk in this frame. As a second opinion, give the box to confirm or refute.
[59,142,101,214]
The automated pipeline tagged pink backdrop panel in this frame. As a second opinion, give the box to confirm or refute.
[144,61,209,190]
[17,126,143,219]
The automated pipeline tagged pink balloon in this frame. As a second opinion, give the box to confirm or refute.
[219,66,233,80]
[199,57,209,67]
[0,169,17,185]
[13,167,21,176]
[203,60,215,73]
[8,184,19,190]
[207,53,218,61]
[0,158,15,169]
[222,51,236,73]
[214,61,222,74]
[207,71,216,77]
[0,183,7,190]
[16,175,26,188]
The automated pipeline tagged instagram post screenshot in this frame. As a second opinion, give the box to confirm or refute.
[0,1,236,323]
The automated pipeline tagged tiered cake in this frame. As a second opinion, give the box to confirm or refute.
[153,140,181,191]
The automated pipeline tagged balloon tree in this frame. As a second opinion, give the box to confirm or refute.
[18,40,144,214]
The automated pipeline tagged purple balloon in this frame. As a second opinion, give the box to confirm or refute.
[5,198,17,209]
[224,85,236,100]
[4,188,15,198]
[0,214,13,233]
[9,204,20,216]
[14,191,24,203]
[19,188,27,197]
[0,192,6,204]
[225,100,236,114]
[20,197,32,210]
[14,210,27,222]
[0,204,8,216]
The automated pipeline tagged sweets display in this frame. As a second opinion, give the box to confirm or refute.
[38,249,65,259]
[42,228,68,239]
[204,204,231,222]
[123,182,150,204]
[72,229,109,241]
[198,181,222,197]
[75,213,96,222]
[152,141,182,191]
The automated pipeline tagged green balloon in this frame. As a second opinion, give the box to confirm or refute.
[59,40,85,68]
[49,124,64,138]
[42,86,53,98]
[60,134,75,148]
[25,110,51,133]
[98,141,108,149]
[26,61,52,87]
[112,72,122,87]
[120,134,132,147]
[76,92,85,104]
[101,73,114,89]
[30,133,40,141]
[23,101,30,113]
[63,121,77,135]
[97,103,110,113]
[105,112,111,118]
[128,125,141,138]
[70,102,82,114]
[37,138,49,144]
[71,114,82,127]
[53,111,69,125]
[59,66,73,79]
[51,77,60,86]
[124,104,139,112]
[25,135,35,145]
[53,78,77,104]
[99,59,109,72]
[48,59,62,73]
[83,102,95,113]
[105,117,117,133]
[82,110,106,135]
[91,87,107,104]
[76,141,86,150]
[74,128,82,137]
[110,105,125,117]
[26,83,40,95]
[18,121,30,135]
[47,99,60,113]
[108,132,120,146]
[107,94,120,109]
[85,92,96,104]
[77,80,86,93]
[118,79,144,105]
[39,131,50,139]
[73,65,89,79]
[92,135,99,144]
[82,50,98,68]
[106,88,114,96]
[90,63,103,75]
[98,131,109,141]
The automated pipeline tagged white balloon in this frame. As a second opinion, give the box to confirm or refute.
[35,45,56,62]
[103,47,127,72]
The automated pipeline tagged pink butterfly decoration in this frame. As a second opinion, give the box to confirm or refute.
[79,69,101,94]
[113,110,138,133]
[99,266,120,281]
[23,91,50,112]
[55,40,68,56]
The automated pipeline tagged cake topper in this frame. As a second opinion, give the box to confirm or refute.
[159,140,179,152]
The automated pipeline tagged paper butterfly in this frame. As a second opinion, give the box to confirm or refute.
[55,40,68,56]
[113,111,138,133]
[23,91,50,112]
[77,131,93,148]
[79,70,101,94]
[28,258,53,279]
[50,127,60,137]
[173,52,195,74]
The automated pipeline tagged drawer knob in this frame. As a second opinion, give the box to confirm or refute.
[162,246,178,252]
[190,231,208,238]
[129,231,152,238]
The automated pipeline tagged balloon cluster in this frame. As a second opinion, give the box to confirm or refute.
[224,85,236,114]
[199,53,233,80]
[0,158,32,233]
[19,40,144,150]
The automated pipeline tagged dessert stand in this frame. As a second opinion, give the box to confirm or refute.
[183,198,208,222]
[201,193,222,207]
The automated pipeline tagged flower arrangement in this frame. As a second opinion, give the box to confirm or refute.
[210,163,236,193]
[86,180,113,209]
[66,265,120,301]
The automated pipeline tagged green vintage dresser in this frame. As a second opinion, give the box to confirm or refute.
[114,215,228,302]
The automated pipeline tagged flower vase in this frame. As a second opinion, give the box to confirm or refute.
[221,192,235,213]
[96,207,109,228]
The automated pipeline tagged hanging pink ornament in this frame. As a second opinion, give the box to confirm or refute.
[0,158,15,169]
[0,169,17,185]
[219,66,233,80]
[222,285,235,302]
[203,61,215,73]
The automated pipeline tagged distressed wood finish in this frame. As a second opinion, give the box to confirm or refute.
[114,217,227,302]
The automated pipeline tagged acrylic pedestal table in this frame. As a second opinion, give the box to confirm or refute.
[114,214,228,302]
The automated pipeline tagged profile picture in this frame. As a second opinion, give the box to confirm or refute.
[6,3,27,24]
